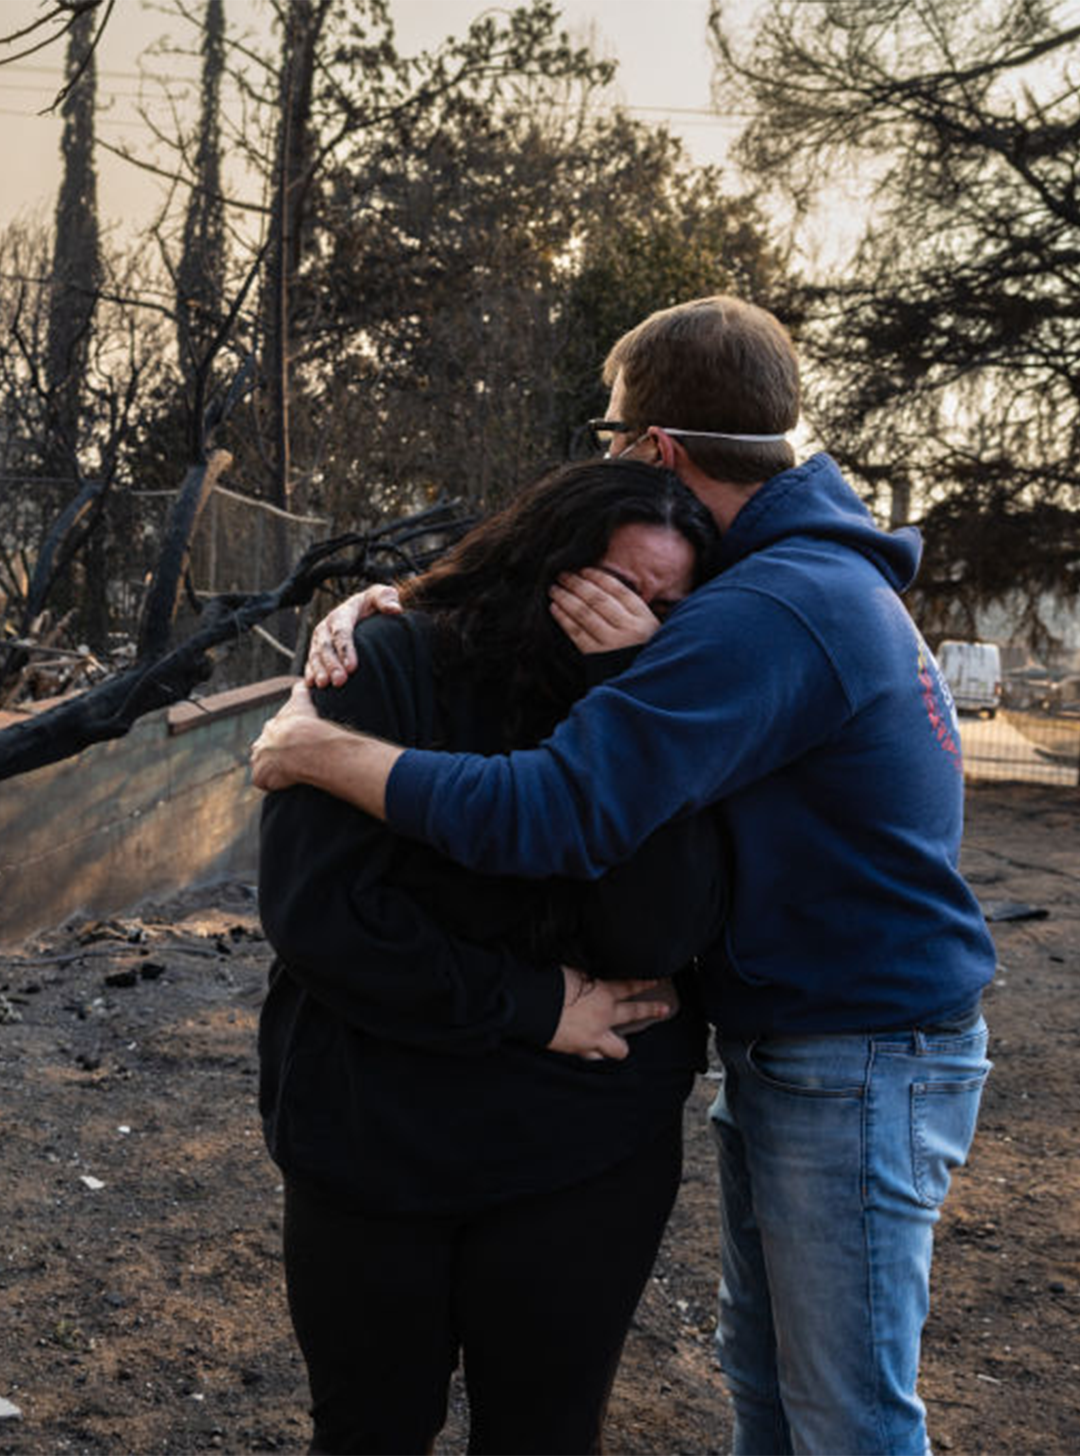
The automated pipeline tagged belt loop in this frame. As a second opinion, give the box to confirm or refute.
[913,1029,928,1056]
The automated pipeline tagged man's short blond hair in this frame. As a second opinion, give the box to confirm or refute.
[604,295,801,484]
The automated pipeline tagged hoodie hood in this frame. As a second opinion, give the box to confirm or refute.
[719,453,922,593]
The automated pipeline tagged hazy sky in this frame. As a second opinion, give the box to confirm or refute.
[0,0,747,236]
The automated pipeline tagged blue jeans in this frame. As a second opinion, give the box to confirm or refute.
[709,1015,990,1456]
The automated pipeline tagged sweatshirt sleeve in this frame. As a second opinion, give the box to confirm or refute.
[258,616,562,1053]
[385,583,850,878]
[564,642,729,977]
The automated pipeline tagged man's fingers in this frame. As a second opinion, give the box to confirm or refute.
[250,732,282,791]
[611,999,670,1028]
[305,627,346,687]
[594,1030,630,1061]
[609,978,661,1000]
[305,588,402,687]
[286,678,315,715]
[304,629,331,687]
[305,597,364,687]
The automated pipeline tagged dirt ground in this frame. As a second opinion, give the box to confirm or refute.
[0,780,1077,1455]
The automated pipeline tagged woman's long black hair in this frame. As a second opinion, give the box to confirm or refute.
[399,458,719,746]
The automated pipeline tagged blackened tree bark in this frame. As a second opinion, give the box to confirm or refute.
[45,6,101,476]
[44,6,105,645]
[137,450,233,660]
[263,0,333,517]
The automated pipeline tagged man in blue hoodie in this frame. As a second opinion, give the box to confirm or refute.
[253,295,996,1455]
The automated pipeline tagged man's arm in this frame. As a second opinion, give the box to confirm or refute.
[258,571,669,814]
[386,581,849,877]
[257,581,848,882]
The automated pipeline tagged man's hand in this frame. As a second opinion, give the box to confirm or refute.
[549,568,661,654]
[251,679,403,817]
[547,967,672,1061]
[306,586,403,688]
[251,679,329,791]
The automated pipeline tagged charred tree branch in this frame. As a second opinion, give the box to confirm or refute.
[0,500,474,782]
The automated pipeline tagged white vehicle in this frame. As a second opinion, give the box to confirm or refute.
[936,640,1002,717]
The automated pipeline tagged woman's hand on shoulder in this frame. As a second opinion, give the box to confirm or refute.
[305,586,403,688]
[549,568,659,655]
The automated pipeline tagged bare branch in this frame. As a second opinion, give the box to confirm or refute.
[51,0,114,109]
[0,0,114,104]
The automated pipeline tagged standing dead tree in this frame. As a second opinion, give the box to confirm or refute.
[0,202,269,691]
[45,5,101,466]
[263,0,334,516]
[17,473,108,634]
[175,0,227,395]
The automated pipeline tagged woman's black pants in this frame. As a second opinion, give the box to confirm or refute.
[282,1121,683,1455]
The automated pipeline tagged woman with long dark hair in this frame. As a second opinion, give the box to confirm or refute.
[255,458,727,1455]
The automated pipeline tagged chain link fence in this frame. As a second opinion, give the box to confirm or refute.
[113,481,332,686]
[943,640,1080,787]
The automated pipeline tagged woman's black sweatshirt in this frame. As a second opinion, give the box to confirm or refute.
[257,613,727,1215]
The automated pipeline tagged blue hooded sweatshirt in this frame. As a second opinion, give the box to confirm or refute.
[387,454,996,1036]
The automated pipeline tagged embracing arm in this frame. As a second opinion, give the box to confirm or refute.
[388,583,851,877]
[267,571,665,810]
[256,584,847,879]
[273,567,666,809]
[261,782,664,1058]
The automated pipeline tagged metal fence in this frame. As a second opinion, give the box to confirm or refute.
[948,644,1080,787]
[957,708,1080,786]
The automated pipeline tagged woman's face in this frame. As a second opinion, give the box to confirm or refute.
[594,523,697,620]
